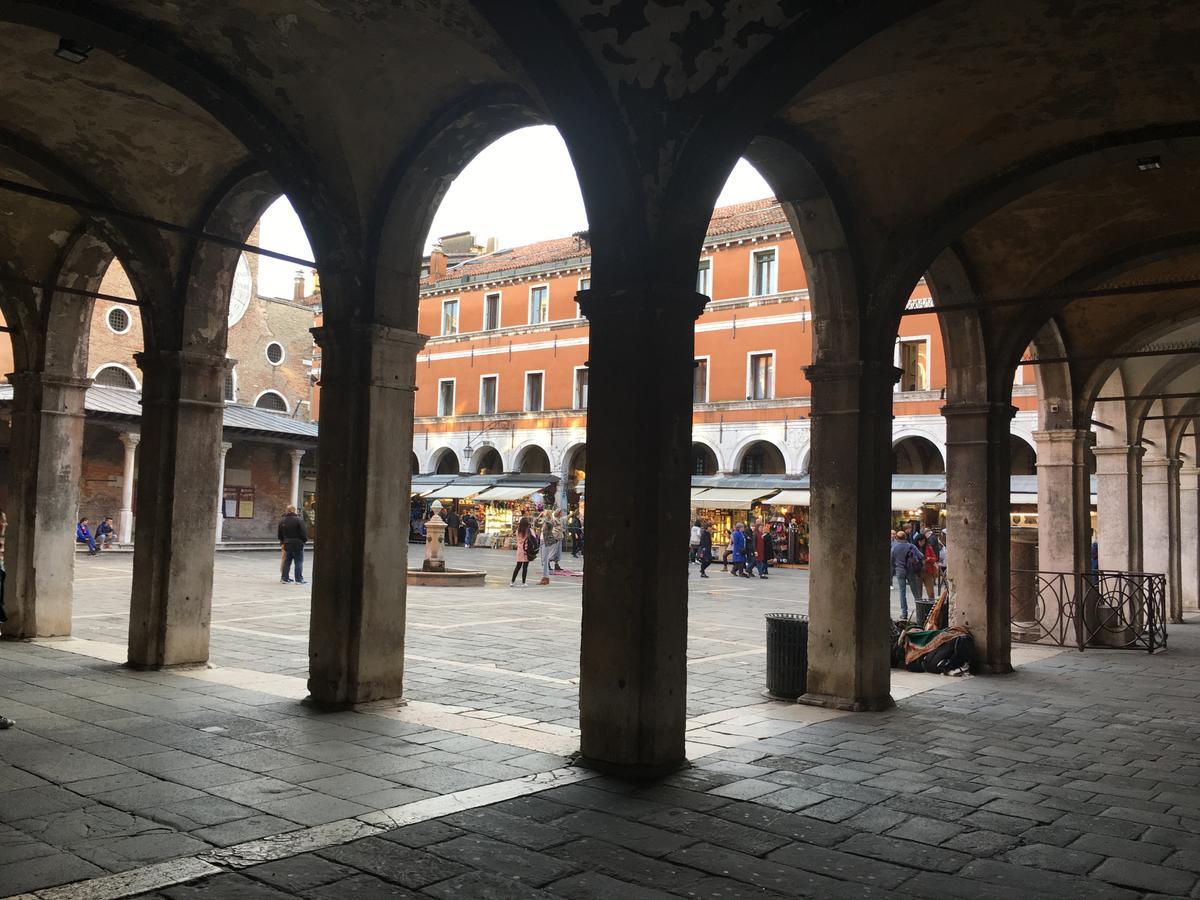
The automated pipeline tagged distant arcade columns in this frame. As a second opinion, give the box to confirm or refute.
[288,448,305,509]
[942,401,1016,674]
[1179,467,1200,612]
[1142,455,1183,623]
[215,441,233,543]
[127,350,229,668]
[117,431,140,544]
[1092,444,1144,572]
[1033,429,1092,576]
[801,359,895,711]
[576,284,705,776]
[307,323,426,706]
[1,371,90,638]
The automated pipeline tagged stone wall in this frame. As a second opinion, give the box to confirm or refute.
[221,441,294,541]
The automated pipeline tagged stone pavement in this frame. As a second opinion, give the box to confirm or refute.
[0,549,1197,898]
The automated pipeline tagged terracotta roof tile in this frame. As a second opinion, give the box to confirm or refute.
[423,197,783,289]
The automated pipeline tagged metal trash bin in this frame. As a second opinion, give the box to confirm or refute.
[765,613,808,700]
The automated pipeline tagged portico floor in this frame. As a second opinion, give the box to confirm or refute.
[1,549,1198,898]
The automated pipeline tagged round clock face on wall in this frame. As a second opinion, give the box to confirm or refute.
[228,254,252,327]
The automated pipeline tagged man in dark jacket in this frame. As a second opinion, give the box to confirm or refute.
[278,505,308,584]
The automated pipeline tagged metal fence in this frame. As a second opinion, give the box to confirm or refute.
[1011,570,1167,652]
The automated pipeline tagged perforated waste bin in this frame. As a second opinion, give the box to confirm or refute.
[765,613,808,699]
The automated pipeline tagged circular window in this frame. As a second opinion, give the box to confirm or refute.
[106,307,131,334]
[266,342,285,365]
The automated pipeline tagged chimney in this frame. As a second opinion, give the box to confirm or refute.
[429,243,447,280]
[292,269,305,301]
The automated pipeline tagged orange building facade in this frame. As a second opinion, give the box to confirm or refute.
[413,199,1040,511]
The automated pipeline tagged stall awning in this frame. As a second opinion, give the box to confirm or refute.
[411,480,453,498]
[477,485,544,502]
[1010,492,1039,505]
[427,484,485,500]
[693,488,778,509]
[891,491,939,510]
[766,489,810,506]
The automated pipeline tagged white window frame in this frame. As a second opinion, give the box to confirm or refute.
[572,365,589,409]
[576,276,590,319]
[105,305,134,335]
[90,362,140,391]
[224,363,237,404]
[693,355,711,404]
[745,350,776,401]
[253,389,290,413]
[894,335,932,392]
[478,374,499,416]
[527,283,550,325]
[748,245,779,297]
[696,256,713,298]
[483,292,502,331]
[440,297,460,336]
[437,378,456,416]
[264,341,286,366]
[524,370,545,413]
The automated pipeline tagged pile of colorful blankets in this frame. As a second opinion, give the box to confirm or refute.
[891,593,973,676]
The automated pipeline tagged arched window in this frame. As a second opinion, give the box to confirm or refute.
[255,391,288,412]
[93,365,137,390]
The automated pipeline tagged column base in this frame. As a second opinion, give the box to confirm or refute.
[970,661,1014,675]
[306,677,405,709]
[798,691,895,712]
[124,660,211,672]
[572,752,689,781]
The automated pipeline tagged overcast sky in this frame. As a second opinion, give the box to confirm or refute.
[256,125,773,298]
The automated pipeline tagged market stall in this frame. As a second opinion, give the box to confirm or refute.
[755,488,810,564]
[690,487,780,548]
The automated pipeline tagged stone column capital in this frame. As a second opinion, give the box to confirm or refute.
[218,441,233,457]
[1032,428,1092,444]
[289,448,306,464]
[940,401,1018,420]
[1092,444,1144,458]
[577,285,709,322]
[803,360,901,386]
[118,431,141,450]
[312,323,427,391]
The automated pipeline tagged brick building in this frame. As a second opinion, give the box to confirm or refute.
[409,198,1042,544]
[0,228,320,543]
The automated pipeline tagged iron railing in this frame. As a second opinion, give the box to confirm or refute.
[1011,570,1167,652]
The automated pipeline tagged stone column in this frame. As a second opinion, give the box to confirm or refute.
[576,285,706,776]
[942,401,1016,673]
[1,372,90,638]
[308,324,426,706]
[214,442,232,543]
[1033,429,1091,575]
[1141,456,1175,589]
[117,431,140,544]
[288,448,305,509]
[1180,467,1200,612]
[1093,445,1144,572]
[127,350,229,667]
[801,360,896,711]
[1168,459,1183,623]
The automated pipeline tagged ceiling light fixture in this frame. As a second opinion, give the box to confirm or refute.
[1136,156,1162,172]
[54,38,91,64]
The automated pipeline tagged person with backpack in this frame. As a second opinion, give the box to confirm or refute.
[511,515,536,586]
[689,519,702,563]
[890,529,923,620]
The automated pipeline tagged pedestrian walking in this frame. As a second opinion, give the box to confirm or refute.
[916,533,938,600]
[890,530,923,620]
[444,508,459,546]
[743,520,758,577]
[76,517,98,556]
[511,515,535,586]
[463,510,478,548]
[278,504,308,584]
[757,524,773,579]
[568,510,583,557]
[698,521,713,578]
[551,508,566,571]
[730,523,748,577]
[536,504,560,584]
[689,519,702,563]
